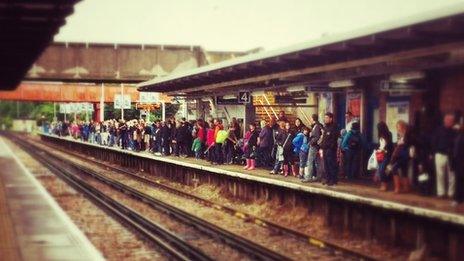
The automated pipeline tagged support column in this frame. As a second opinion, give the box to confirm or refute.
[53,102,57,122]
[120,83,124,120]
[194,98,202,120]
[161,102,166,121]
[243,101,255,135]
[94,103,102,122]
[100,83,105,122]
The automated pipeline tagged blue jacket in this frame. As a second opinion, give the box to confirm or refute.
[292,132,309,154]
[341,130,365,152]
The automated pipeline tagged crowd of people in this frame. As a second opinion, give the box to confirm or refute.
[48,110,464,206]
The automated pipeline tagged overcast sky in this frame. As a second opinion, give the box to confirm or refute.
[55,0,464,52]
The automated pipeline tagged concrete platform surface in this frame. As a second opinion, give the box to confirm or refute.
[0,137,104,261]
[40,133,464,227]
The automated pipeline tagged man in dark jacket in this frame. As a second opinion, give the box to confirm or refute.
[302,114,323,182]
[320,112,339,186]
[160,121,171,155]
[257,119,275,168]
[177,119,190,157]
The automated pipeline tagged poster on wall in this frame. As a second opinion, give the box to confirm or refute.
[318,93,333,122]
[346,92,362,117]
[346,91,362,128]
[386,101,409,142]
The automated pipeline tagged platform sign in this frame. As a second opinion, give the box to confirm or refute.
[216,96,239,105]
[86,103,94,112]
[59,103,65,114]
[238,91,251,104]
[387,100,410,142]
[139,92,160,104]
[114,94,131,109]
[70,103,80,113]
[79,103,87,112]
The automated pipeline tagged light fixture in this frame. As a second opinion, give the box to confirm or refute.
[222,94,237,100]
[329,80,354,88]
[389,71,425,83]
[251,90,265,97]
[286,85,306,92]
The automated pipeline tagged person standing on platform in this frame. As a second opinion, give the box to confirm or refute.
[225,124,238,164]
[195,119,206,158]
[212,118,224,164]
[161,120,172,155]
[452,124,464,206]
[153,121,162,155]
[231,117,242,140]
[319,113,339,186]
[176,119,189,157]
[192,135,202,160]
[302,114,323,182]
[293,126,310,179]
[119,120,128,150]
[278,110,287,122]
[271,121,294,176]
[376,122,394,191]
[243,123,259,170]
[270,121,287,175]
[341,121,364,180]
[345,111,357,132]
[257,118,275,168]
[89,120,96,144]
[143,120,152,151]
[431,113,457,198]
[205,120,215,162]
[294,118,306,133]
[387,120,412,193]
[135,121,143,152]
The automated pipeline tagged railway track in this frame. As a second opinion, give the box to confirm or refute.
[26,133,376,260]
[10,134,290,261]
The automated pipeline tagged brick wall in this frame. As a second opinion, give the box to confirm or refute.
[439,68,464,114]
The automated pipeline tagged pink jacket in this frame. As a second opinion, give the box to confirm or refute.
[206,129,215,146]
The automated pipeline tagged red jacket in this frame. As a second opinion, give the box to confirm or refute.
[197,127,206,143]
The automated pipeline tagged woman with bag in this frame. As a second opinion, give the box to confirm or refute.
[243,123,259,170]
[270,121,288,175]
[376,122,394,191]
[281,122,296,176]
[387,120,411,193]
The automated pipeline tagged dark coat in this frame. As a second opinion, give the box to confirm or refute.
[320,122,338,151]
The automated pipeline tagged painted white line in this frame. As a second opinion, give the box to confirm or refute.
[0,136,105,261]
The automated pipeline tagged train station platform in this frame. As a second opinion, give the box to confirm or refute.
[36,133,464,258]
[38,133,464,225]
[0,137,104,261]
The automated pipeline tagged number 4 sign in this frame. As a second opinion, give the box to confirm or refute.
[238,91,251,104]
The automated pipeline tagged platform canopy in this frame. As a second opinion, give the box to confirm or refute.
[137,4,464,97]
[0,0,80,90]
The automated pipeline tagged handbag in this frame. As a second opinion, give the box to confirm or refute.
[375,150,385,163]
[367,150,378,171]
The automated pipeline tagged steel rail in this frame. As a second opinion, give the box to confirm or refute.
[11,136,213,261]
[14,135,290,261]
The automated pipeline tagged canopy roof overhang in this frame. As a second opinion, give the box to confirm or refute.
[0,0,80,90]
[138,4,464,97]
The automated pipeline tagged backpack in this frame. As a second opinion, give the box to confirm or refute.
[348,133,361,150]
